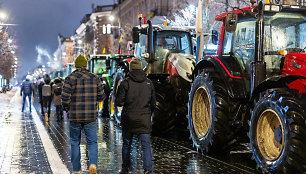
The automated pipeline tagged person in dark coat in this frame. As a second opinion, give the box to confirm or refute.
[42,74,52,120]
[21,75,34,112]
[52,77,63,121]
[37,78,45,115]
[116,58,156,174]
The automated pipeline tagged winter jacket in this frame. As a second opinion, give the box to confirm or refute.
[52,82,63,106]
[116,69,156,134]
[38,81,44,101]
[21,79,33,95]
[61,68,106,123]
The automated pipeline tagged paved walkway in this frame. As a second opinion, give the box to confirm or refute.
[0,88,257,174]
[0,89,52,173]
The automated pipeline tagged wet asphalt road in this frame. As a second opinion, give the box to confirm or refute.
[32,96,258,174]
[0,90,259,173]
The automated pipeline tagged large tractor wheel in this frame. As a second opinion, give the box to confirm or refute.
[249,89,306,173]
[187,72,237,153]
[111,69,125,125]
[152,80,177,135]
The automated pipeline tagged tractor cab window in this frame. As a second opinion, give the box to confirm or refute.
[155,31,192,55]
[232,19,256,72]
[263,12,306,76]
[222,18,256,72]
[135,34,148,59]
[92,59,106,74]
[222,31,233,55]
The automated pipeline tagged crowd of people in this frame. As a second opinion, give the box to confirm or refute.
[20,54,155,174]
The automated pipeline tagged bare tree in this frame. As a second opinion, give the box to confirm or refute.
[0,27,16,84]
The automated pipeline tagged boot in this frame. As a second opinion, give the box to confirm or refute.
[45,113,49,122]
[89,164,97,174]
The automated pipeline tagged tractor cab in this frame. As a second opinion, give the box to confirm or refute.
[216,1,306,93]
[133,24,195,81]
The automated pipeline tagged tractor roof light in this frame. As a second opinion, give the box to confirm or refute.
[280,50,288,56]
[264,4,281,12]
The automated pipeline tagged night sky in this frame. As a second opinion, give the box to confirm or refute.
[2,0,114,80]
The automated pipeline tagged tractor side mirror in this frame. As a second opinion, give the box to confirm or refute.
[132,27,140,43]
[106,58,111,70]
[212,30,218,45]
[225,13,238,32]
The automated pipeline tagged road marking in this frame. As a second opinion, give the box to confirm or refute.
[28,93,70,174]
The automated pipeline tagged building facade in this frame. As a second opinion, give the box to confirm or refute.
[72,5,115,57]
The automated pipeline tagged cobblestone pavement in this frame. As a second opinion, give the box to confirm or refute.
[0,89,52,174]
[33,99,257,173]
[1,89,258,173]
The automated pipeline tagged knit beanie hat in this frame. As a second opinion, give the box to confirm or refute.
[129,58,142,70]
[74,54,88,68]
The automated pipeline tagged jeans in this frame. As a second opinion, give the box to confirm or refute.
[69,121,98,172]
[42,96,52,116]
[55,105,63,120]
[122,131,153,172]
[22,94,31,112]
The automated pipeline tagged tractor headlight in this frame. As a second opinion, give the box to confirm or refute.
[264,4,281,12]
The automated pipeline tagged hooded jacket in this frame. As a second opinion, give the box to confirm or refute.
[116,69,156,134]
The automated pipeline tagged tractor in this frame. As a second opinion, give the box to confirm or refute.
[187,0,306,173]
[110,20,195,134]
[88,54,133,117]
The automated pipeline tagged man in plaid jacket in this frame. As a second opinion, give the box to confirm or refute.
[61,54,105,174]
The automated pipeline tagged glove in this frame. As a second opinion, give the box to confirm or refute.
[62,104,70,112]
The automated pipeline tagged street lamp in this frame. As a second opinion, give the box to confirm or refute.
[0,12,7,21]
[109,15,115,21]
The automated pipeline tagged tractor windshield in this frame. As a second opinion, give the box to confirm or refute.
[155,31,192,55]
[264,12,306,75]
[91,58,107,74]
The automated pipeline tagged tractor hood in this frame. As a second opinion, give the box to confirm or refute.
[282,52,306,77]
[167,53,195,82]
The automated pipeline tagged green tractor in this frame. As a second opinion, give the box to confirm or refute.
[89,54,133,117]
[88,54,114,117]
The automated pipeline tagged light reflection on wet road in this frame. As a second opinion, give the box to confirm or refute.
[34,98,257,174]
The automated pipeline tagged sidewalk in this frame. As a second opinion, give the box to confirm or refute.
[0,88,52,173]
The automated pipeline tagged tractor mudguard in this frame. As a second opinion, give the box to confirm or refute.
[250,75,306,105]
[193,57,247,99]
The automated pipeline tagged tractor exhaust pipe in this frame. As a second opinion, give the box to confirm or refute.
[251,1,266,92]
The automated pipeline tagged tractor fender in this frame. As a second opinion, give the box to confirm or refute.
[250,75,306,105]
[193,57,247,99]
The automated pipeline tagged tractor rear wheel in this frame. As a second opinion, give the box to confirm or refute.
[249,89,306,173]
[187,72,237,153]
[152,80,176,135]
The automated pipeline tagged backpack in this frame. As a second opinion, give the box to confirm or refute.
[42,84,52,97]
[54,86,62,96]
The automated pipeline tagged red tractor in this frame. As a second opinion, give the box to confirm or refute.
[187,0,306,173]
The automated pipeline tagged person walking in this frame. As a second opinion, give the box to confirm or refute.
[61,54,105,174]
[52,77,63,121]
[2,84,6,93]
[21,75,34,112]
[37,78,45,115]
[42,74,52,121]
[115,58,156,174]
